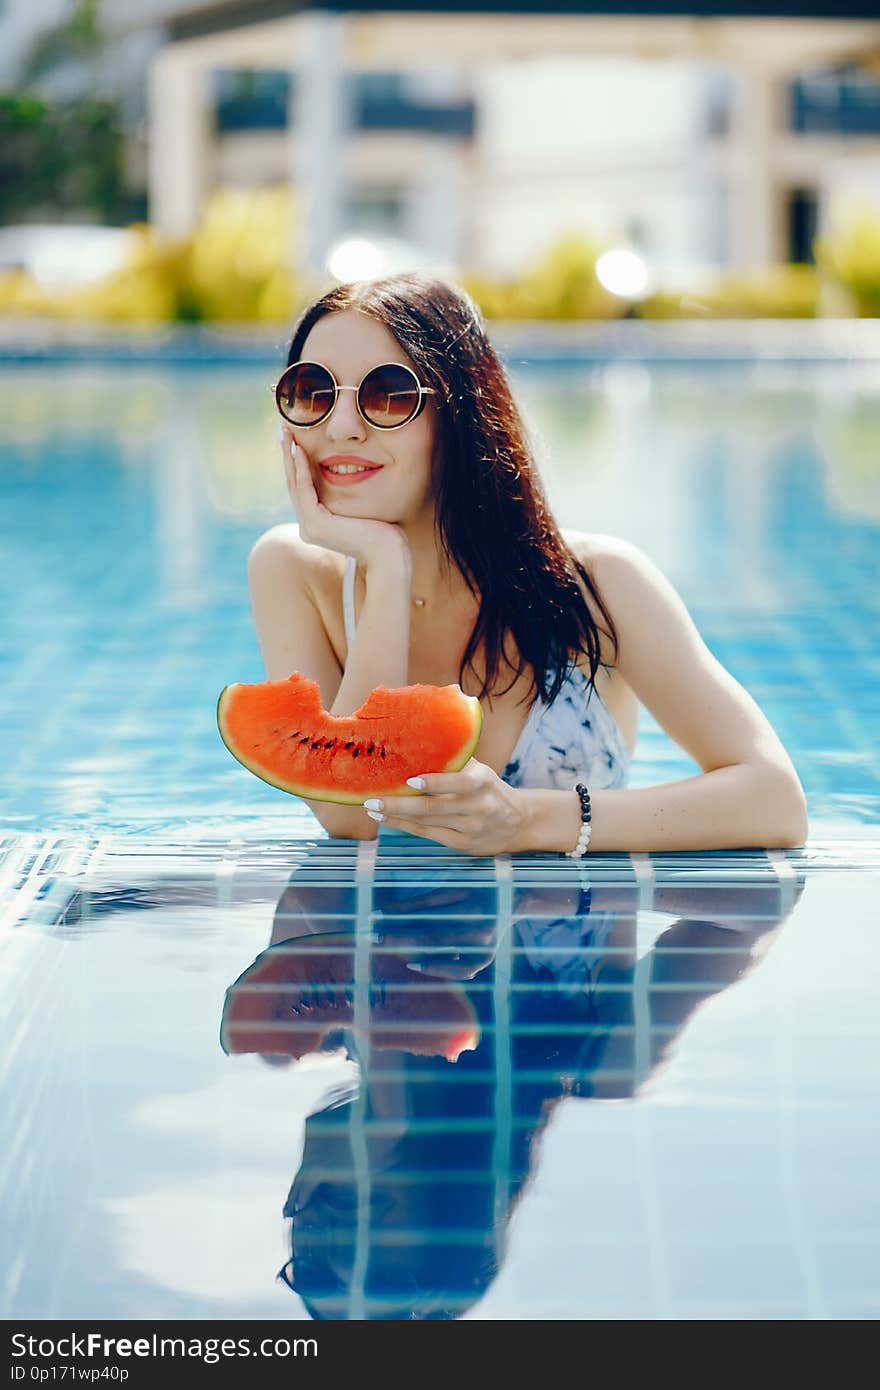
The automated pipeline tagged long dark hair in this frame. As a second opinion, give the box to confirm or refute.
[285,274,618,710]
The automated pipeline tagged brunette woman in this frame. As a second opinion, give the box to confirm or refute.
[248,274,807,856]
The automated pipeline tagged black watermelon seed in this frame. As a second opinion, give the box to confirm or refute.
[311,741,322,750]
[344,741,354,749]
[299,736,310,744]
[380,747,386,758]
[352,748,359,758]
[366,743,374,754]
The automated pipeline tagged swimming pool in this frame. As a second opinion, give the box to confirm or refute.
[1,348,879,1322]
[1,355,878,837]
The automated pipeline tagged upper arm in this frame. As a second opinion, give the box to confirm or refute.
[247,525,343,708]
[582,536,799,779]
[246,527,378,841]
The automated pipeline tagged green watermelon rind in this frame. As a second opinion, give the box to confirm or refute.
[216,682,483,806]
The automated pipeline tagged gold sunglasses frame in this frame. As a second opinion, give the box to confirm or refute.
[275,359,436,432]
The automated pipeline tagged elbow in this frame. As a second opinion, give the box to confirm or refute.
[773,819,808,851]
[322,818,380,843]
[761,766,809,849]
[310,801,380,842]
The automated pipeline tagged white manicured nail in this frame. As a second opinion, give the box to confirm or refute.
[406,777,426,790]
[278,423,285,442]
[366,810,384,822]
[363,798,383,812]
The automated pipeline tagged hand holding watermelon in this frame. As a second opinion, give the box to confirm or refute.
[360,756,530,857]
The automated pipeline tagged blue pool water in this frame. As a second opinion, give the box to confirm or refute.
[1,350,879,1321]
[0,357,878,836]
[2,835,879,1319]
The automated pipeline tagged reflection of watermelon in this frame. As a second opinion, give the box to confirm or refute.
[217,672,482,805]
[220,932,480,1062]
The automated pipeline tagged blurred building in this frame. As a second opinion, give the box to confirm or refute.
[6,2,880,281]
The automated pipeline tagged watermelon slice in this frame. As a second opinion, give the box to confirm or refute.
[217,671,482,805]
[220,931,481,1062]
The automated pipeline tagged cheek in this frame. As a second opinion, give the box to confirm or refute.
[409,418,437,481]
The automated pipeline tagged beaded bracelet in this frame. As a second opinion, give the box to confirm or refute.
[565,782,592,858]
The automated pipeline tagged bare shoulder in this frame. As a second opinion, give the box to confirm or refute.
[561,528,653,611]
[562,529,646,572]
[562,531,666,608]
[560,531,643,740]
[564,529,706,683]
[248,523,343,598]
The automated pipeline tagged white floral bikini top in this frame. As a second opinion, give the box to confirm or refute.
[342,555,631,792]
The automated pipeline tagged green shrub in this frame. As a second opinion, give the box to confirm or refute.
[0,187,303,324]
[463,235,625,321]
[636,264,819,319]
[814,200,880,317]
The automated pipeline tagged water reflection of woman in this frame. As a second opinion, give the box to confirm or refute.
[221,855,805,1320]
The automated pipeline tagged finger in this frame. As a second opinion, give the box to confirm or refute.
[296,443,322,506]
[378,816,461,847]
[402,760,485,796]
[280,426,299,500]
[293,436,313,473]
[405,960,488,982]
[366,793,466,821]
[285,439,320,520]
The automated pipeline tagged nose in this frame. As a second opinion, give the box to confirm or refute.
[326,385,367,443]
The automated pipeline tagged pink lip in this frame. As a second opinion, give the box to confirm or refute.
[318,457,384,486]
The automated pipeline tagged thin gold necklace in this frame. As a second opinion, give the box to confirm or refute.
[356,561,426,605]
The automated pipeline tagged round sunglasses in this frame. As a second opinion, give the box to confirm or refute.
[275,360,436,432]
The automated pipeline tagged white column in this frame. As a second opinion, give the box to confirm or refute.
[148,46,212,239]
[292,10,350,275]
[726,64,782,268]
[408,141,465,267]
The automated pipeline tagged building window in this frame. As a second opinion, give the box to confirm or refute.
[213,70,289,133]
[212,68,475,139]
[790,63,880,136]
[787,187,818,265]
[345,189,406,238]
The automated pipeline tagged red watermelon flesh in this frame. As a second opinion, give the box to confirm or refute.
[217,671,482,805]
[220,932,481,1062]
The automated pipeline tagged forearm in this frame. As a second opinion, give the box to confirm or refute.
[330,549,412,717]
[517,762,809,854]
[317,547,412,840]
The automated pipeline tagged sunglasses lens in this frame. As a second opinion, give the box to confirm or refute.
[278,363,335,426]
[359,365,422,428]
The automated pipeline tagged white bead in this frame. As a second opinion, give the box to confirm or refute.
[566,820,592,858]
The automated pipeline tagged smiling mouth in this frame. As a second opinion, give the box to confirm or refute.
[319,460,384,478]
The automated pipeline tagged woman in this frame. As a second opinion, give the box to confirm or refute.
[248,273,807,856]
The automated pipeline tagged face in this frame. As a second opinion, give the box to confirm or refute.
[292,309,437,522]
